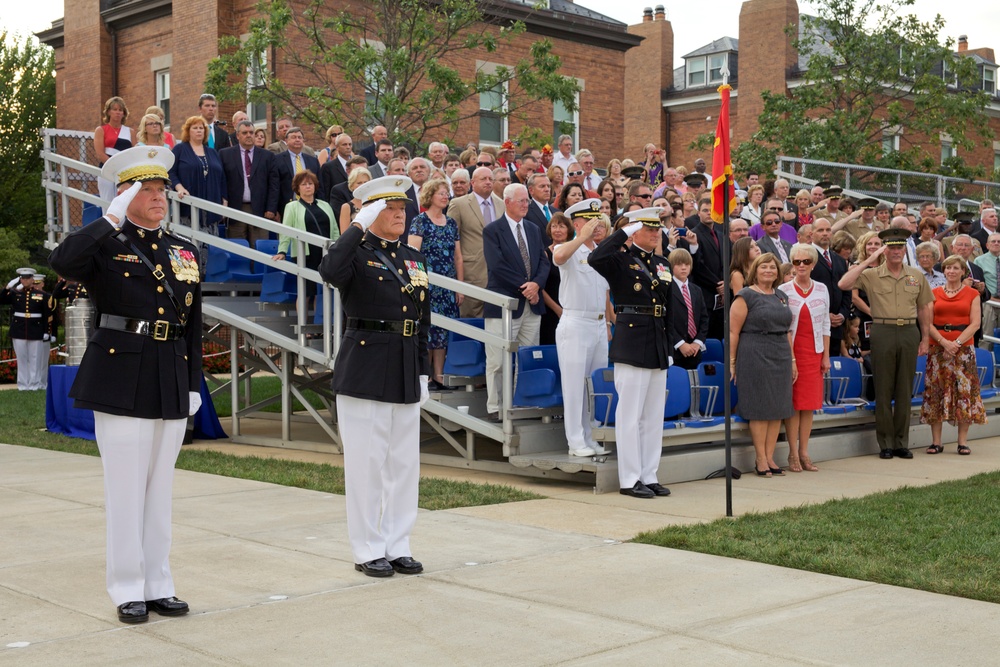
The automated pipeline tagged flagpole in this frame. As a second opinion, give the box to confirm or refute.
[715,69,735,517]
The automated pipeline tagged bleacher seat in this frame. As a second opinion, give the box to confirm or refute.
[663,365,691,428]
[260,271,297,304]
[512,345,562,408]
[255,239,282,274]
[686,362,727,426]
[974,347,998,400]
[589,367,617,426]
[204,245,233,282]
[442,318,486,379]
[911,354,927,406]
[704,338,724,363]
[82,202,104,226]
[823,356,867,414]
[227,239,264,284]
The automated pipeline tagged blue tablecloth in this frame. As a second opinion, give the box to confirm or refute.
[45,366,226,440]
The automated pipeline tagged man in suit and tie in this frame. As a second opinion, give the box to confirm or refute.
[523,172,554,236]
[219,121,280,247]
[447,166,505,318]
[198,94,231,151]
[511,154,538,186]
[267,116,316,157]
[667,248,709,371]
[756,210,794,264]
[319,133,354,202]
[358,125,388,166]
[275,127,321,212]
[482,183,550,422]
[367,139,394,179]
[690,197,726,339]
[810,218,850,354]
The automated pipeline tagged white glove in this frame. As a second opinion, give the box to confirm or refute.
[419,375,429,407]
[354,199,386,231]
[6,277,19,290]
[106,182,142,226]
[623,221,644,237]
[188,391,202,416]
[43,333,51,342]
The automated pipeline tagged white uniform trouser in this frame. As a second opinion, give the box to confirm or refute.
[12,338,49,391]
[485,311,541,414]
[337,395,420,564]
[556,315,608,451]
[613,364,667,489]
[94,413,186,606]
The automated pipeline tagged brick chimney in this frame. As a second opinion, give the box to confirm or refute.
[654,5,665,21]
[958,35,968,53]
[626,9,674,159]
[737,0,800,146]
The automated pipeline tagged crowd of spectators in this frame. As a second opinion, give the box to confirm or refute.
[90,94,995,467]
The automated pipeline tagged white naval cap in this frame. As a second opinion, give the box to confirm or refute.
[354,175,414,206]
[101,145,175,186]
[623,207,665,228]
[565,198,605,219]
[16,267,35,277]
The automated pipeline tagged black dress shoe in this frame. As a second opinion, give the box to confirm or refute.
[893,448,914,459]
[389,556,424,574]
[646,482,672,496]
[619,481,655,498]
[879,449,894,459]
[117,601,148,624]
[486,412,501,423]
[355,558,394,577]
[146,596,189,616]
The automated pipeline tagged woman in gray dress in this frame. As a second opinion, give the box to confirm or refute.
[730,253,795,477]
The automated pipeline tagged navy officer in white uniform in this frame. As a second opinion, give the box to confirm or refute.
[49,145,202,623]
[553,199,611,457]
[588,208,674,498]
[319,176,431,578]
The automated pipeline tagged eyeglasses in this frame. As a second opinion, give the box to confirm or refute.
[567,170,584,177]
[636,194,652,199]
[146,121,162,126]
[764,219,781,226]
[476,161,494,167]
[767,206,782,211]
[792,258,814,266]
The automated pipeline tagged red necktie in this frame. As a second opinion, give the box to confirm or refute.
[709,225,719,248]
[682,283,696,339]
[823,249,832,268]
[244,149,252,178]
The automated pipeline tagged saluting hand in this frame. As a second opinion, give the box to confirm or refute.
[578,217,600,241]
[106,181,142,226]
[353,199,386,232]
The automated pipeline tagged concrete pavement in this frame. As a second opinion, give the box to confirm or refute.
[2,440,1000,665]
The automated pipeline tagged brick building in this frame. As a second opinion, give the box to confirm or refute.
[37,0,640,158]
[623,0,1000,178]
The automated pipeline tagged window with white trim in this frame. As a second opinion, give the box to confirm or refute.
[247,50,267,124]
[941,134,956,163]
[708,54,728,84]
[479,82,507,146]
[687,57,706,87]
[553,92,578,148]
[155,69,170,127]
[985,67,996,95]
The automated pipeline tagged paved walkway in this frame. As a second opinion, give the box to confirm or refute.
[2,440,1000,665]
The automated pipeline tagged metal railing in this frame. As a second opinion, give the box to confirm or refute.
[40,129,520,455]
[775,155,1000,211]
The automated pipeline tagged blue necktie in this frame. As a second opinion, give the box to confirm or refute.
[207,124,215,149]
[543,205,551,222]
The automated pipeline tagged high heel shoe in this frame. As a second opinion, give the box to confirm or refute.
[800,456,819,472]
[786,455,803,473]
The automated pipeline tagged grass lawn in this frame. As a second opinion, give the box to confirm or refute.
[0,387,542,511]
[634,473,1000,604]
[210,375,329,418]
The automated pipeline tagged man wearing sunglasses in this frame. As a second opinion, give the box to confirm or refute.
[565,162,599,198]
[756,210,794,264]
[810,218,851,355]
[750,198,799,245]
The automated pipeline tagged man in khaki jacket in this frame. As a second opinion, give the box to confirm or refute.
[447,166,506,317]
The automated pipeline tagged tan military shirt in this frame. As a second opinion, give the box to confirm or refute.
[857,263,934,320]
[844,218,883,241]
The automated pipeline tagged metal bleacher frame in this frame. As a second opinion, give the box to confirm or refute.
[38,133,1000,492]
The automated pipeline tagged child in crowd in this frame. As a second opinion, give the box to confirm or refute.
[841,317,863,359]
[779,262,794,283]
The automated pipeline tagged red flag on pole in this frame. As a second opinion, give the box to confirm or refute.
[710,83,736,224]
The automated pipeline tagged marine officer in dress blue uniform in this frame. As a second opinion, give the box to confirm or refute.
[49,145,202,624]
[319,175,431,578]
[1,268,53,390]
[589,207,674,499]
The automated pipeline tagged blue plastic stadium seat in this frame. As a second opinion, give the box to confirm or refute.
[974,347,998,400]
[228,239,264,284]
[704,338,724,363]
[255,239,282,274]
[663,365,691,428]
[685,362,727,427]
[260,270,297,304]
[204,245,233,282]
[82,202,104,226]
[443,319,486,378]
[911,354,927,406]
[589,367,617,426]
[822,356,867,414]
[512,345,562,408]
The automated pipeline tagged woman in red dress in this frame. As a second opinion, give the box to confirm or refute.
[779,243,831,472]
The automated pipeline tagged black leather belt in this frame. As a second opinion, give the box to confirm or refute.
[347,317,420,336]
[936,324,967,332]
[615,305,666,317]
[99,314,186,341]
[873,318,916,326]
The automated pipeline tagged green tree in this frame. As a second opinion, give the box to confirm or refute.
[733,0,992,177]
[205,0,579,148]
[0,32,55,260]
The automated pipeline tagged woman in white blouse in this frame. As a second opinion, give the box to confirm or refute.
[778,243,831,472]
[740,184,765,227]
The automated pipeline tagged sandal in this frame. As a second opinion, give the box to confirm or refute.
[800,456,819,472]
[926,444,944,455]
[769,467,785,476]
[786,455,803,473]
[958,444,971,456]
[754,466,772,477]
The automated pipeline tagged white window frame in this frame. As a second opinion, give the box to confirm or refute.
[479,81,508,147]
[708,54,727,84]
[985,66,996,95]
[941,133,956,164]
[687,57,706,87]
[247,49,267,124]
[553,91,579,149]
[155,69,170,128]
